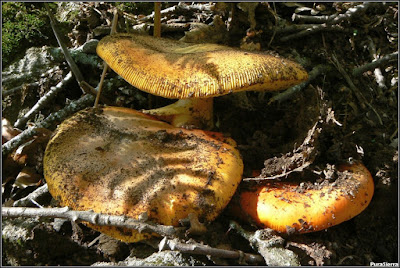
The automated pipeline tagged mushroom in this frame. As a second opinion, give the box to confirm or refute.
[96,33,308,128]
[43,106,243,242]
[230,162,374,234]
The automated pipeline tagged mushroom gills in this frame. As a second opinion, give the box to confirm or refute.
[96,33,309,128]
[230,162,374,234]
[43,106,243,242]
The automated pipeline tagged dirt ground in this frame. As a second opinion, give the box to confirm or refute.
[2,2,398,266]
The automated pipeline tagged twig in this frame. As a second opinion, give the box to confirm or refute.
[2,82,40,98]
[2,94,94,157]
[138,2,214,22]
[158,237,265,265]
[153,2,161,37]
[229,221,300,266]
[44,3,85,89]
[366,102,383,126]
[276,23,330,34]
[2,206,185,238]
[326,2,374,25]
[161,22,190,32]
[280,24,350,42]
[94,8,118,108]
[352,51,398,76]
[13,72,73,129]
[268,64,330,104]
[330,53,367,109]
[292,13,336,23]
[283,2,378,42]
[13,184,49,207]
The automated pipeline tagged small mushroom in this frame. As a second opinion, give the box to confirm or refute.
[96,33,308,128]
[230,162,374,234]
[43,106,243,242]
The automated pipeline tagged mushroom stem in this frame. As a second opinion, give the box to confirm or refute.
[142,98,214,129]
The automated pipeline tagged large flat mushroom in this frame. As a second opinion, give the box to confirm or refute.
[96,33,308,128]
[43,106,243,242]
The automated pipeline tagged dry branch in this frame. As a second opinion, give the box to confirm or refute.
[158,237,265,265]
[352,51,398,77]
[326,2,374,25]
[330,53,367,109]
[282,2,380,42]
[13,72,73,129]
[292,13,336,23]
[2,82,40,98]
[268,64,330,104]
[138,2,214,22]
[280,24,350,42]
[229,221,300,266]
[44,3,85,88]
[2,94,94,157]
[13,184,49,207]
[2,206,185,238]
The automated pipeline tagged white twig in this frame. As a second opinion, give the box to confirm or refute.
[13,184,49,207]
[229,221,300,266]
[138,2,214,22]
[2,206,184,237]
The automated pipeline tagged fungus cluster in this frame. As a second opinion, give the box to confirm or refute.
[43,32,374,243]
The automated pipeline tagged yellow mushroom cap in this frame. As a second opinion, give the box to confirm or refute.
[231,162,374,234]
[96,33,309,99]
[43,106,243,242]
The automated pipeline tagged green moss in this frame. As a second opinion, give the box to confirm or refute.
[1,2,55,67]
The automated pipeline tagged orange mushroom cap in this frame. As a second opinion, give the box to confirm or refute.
[231,162,374,234]
[96,33,309,99]
[43,106,243,242]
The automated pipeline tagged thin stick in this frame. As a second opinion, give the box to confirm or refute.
[2,94,94,157]
[229,221,300,266]
[2,206,184,238]
[13,72,73,129]
[159,237,265,265]
[2,82,40,98]
[153,2,161,37]
[44,3,85,89]
[13,184,49,207]
[330,53,367,109]
[94,9,118,108]
[280,24,350,42]
[352,51,398,76]
[138,3,213,22]
[268,64,330,104]
[93,63,109,108]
